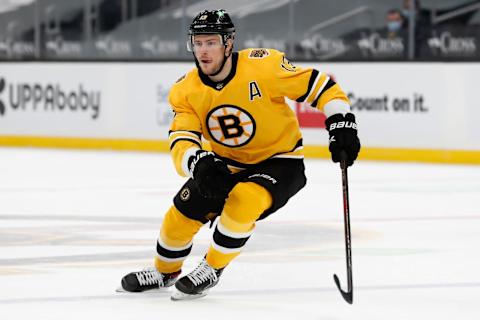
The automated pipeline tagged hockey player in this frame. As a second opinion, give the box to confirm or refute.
[120,9,360,300]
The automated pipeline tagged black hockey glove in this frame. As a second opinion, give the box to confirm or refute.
[325,113,361,167]
[188,150,233,199]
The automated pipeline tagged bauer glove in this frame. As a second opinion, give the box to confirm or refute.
[188,150,233,199]
[325,113,361,167]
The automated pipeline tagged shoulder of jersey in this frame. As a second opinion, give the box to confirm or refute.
[240,48,284,63]
[171,68,199,89]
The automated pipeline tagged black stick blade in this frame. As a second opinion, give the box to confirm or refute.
[333,274,353,304]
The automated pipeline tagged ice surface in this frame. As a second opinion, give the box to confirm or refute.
[1,148,479,320]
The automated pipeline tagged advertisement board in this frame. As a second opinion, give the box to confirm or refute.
[0,63,191,140]
[0,62,479,163]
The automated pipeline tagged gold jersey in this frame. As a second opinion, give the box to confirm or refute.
[168,48,349,176]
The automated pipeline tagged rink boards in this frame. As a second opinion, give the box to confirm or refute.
[0,61,479,164]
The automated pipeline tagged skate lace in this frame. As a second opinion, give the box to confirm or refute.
[187,260,217,286]
[136,268,163,287]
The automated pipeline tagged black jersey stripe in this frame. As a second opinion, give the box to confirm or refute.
[168,130,202,139]
[218,156,254,170]
[156,241,192,259]
[292,138,303,151]
[311,79,336,108]
[218,139,303,168]
[213,226,250,249]
[296,69,319,103]
[170,138,202,150]
[271,139,303,157]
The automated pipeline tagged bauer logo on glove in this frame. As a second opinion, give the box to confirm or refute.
[328,121,357,131]
[325,113,361,167]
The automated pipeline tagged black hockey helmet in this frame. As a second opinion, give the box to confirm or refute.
[188,9,235,50]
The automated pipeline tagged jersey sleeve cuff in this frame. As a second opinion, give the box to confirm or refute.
[182,146,201,178]
[324,99,351,118]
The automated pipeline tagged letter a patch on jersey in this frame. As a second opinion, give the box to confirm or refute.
[206,105,256,147]
[249,81,262,101]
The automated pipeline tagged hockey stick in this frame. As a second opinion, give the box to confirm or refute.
[333,151,353,304]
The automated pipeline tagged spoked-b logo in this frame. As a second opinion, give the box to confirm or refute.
[0,76,101,119]
[207,105,256,147]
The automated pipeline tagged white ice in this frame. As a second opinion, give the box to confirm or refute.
[0,148,479,320]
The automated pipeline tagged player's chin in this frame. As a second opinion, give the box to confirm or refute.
[201,64,218,76]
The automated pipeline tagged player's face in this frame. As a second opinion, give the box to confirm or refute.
[192,34,226,75]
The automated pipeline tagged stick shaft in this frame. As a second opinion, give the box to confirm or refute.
[341,160,353,292]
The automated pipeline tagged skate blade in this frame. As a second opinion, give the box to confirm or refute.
[170,289,207,301]
[115,286,171,293]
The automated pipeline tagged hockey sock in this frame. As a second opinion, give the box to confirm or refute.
[206,182,272,269]
[155,205,203,273]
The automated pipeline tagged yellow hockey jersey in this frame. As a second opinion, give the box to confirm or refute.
[168,48,349,176]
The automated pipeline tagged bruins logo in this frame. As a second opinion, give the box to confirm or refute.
[280,56,297,72]
[180,187,191,201]
[206,105,256,147]
[249,48,270,59]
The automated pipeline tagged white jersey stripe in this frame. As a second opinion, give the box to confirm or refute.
[168,131,200,139]
[306,72,322,102]
[157,238,193,252]
[156,254,187,263]
[311,75,331,106]
[211,242,243,254]
[216,220,254,239]
[272,154,304,159]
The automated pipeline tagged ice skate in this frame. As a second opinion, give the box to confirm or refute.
[117,267,180,292]
[171,258,224,301]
